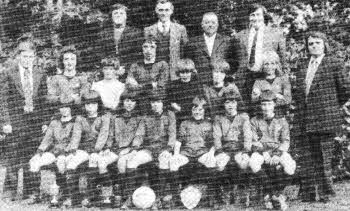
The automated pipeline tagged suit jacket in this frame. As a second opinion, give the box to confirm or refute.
[235,26,286,72]
[294,56,349,135]
[184,33,234,84]
[144,22,188,81]
[98,24,143,69]
[0,59,49,133]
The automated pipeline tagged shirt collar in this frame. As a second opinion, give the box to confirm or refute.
[19,64,32,74]
[158,20,171,30]
[144,58,156,64]
[204,33,216,40]
[310,54,325,64]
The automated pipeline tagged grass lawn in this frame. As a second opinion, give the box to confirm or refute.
[0,167,349,211]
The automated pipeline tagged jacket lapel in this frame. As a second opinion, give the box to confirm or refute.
[9,64,25,97]
[170,22,179,51]
[309,56,326,94]
[211,33,224,58]
[199,35,210,57]
[32,64,44,97]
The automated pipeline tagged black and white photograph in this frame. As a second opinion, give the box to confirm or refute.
[1,0,350,210]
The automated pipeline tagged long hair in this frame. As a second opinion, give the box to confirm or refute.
[305,31,329,55]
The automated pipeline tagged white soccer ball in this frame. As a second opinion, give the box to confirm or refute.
[180,185,202,209]
[132,186,156,209]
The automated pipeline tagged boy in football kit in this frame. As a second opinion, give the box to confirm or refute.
[249,90,296,210]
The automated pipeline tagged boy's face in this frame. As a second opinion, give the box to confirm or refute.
[63,52,77,71]
[18,50,35,69]
[143,42,157,61]
[179,70,192,82]
[308,37,325,56]
[192,106,205,120]
[151,100,163,114]
[102,66,116,80]
[85,103,98,115]
[156,2,173,22]
[212,69,226,86]
[263,57,278,76]
[123,98,136,112]
[224,100,237,116]
[59,107,71,118]
[261,101,275,117]
[249,8,264,29]
[112,8,127,25]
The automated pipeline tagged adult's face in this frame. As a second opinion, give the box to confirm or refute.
[18,50,35,69]
[63,52,77,72]
[112,8,127,25]
[262,57,278,77]
[192,106,205,120]
[142,42,157,61]
[123,98,136,112]
[249,8,265,29]
[156,2,173,23]
[202,14,219,37]
[308,37,325,57]
[85,103,98,116]
[151,100,163,114]
[102,66,116,80]
[224,100,238,116]
[261,101,275,118]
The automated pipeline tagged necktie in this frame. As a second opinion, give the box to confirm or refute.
[249,30,258,67]
[23,68,33,110]
[305,59,318,96]
[162,23,168,36]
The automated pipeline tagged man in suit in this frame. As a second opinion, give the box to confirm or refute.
[184,12,237,85]
[0,35,49,202]
[144,0,188,81]
[98,3,143,70]
[234,4,286,104]
[294,31,349,203]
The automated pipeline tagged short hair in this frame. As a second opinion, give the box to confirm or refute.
[261,51,283,76]
[202,12,218,21]
[211,59,230,74]
[101,56,120,70]
[16,33,36,54]
[156,0,174,10]
[247,4,271,25]
[58,45,79,70]
[143,36,158,46]
[176,59,196,75]
[306,31,329,55]
[110,3,129,13]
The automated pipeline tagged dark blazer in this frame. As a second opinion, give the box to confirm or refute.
[184,33,234,84]
[98,24,143,69]
[0,59,49,159]
[294,56,349,135]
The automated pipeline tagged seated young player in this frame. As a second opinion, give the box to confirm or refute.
[28,100,81,208]
[68,91,116,207]
[140,89,179,210]
[177,96,223,209]
[249,90,296,211]
[167,59,203,127]
[106,91,147,209]
[203,59,242,118]
[91,57,125,112]
[213,89,252,205]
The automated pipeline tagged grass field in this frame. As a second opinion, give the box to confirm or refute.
[0,167,349,211]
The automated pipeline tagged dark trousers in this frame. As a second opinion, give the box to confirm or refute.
[264,164,292,196]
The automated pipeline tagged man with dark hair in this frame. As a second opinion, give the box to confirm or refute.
[234,3,286,104]
[185,12,237,85]
[98,3,143,69]
[294,31,350,203]
[0,35,49,202]
[144,0,188,81]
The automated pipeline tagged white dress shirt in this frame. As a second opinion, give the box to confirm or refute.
[248,25,265,69]
[305,54,325,96]
[204,33,216,57]
[19,64,33,92]
[157,21,171,34]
